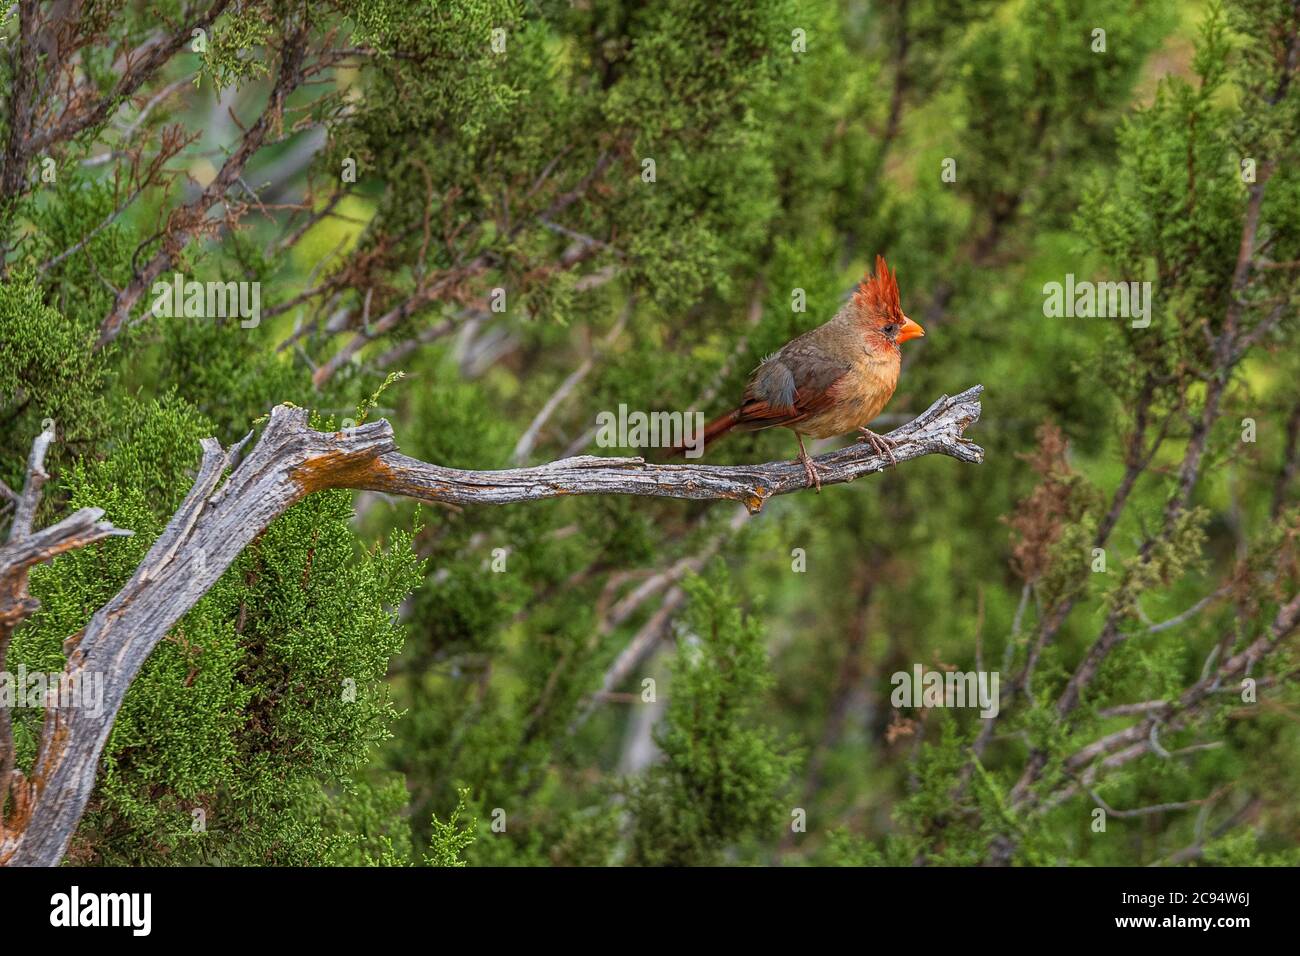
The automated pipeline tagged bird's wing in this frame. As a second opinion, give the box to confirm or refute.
[736,338,851,430]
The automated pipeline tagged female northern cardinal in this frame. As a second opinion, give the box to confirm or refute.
[694,255,924,490]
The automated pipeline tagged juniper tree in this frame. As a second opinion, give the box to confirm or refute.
[826,0,1300,867]
[0,0,1296,871]
[0,0,884,866]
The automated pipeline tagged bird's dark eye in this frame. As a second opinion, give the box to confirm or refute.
[883,324,898,336]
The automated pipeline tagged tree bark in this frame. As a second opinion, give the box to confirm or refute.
[0,385,983,866]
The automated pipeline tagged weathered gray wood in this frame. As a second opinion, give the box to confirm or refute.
[343,385,984,512]
[0,386,983,865]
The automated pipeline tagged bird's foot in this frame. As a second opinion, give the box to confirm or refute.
[857,427,898,468]
[797,448,823,492]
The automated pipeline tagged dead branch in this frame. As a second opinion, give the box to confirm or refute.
[0,386,982,865]
[96,24,309,346]
[0,427,132,834]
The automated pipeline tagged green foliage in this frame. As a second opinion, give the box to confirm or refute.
[0,273,111,481]
[425,788,477,867]
[622,569,797,866]
[8,390,424,863]
[3,0,1298,870]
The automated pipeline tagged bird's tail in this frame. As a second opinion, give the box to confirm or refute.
[665,409,740,459]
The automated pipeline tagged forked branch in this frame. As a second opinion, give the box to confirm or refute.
[0,385,983,866]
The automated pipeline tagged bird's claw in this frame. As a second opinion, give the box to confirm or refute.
[797,449,823,492]
[857,427,898,468]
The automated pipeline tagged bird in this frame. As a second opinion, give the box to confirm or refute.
[690,255,924,491]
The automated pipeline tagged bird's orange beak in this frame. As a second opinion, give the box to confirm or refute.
[897,315,925,344]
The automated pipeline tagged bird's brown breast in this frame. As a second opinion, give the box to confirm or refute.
[796,347,899,439]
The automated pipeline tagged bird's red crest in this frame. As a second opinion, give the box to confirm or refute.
[852,254,902,318]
